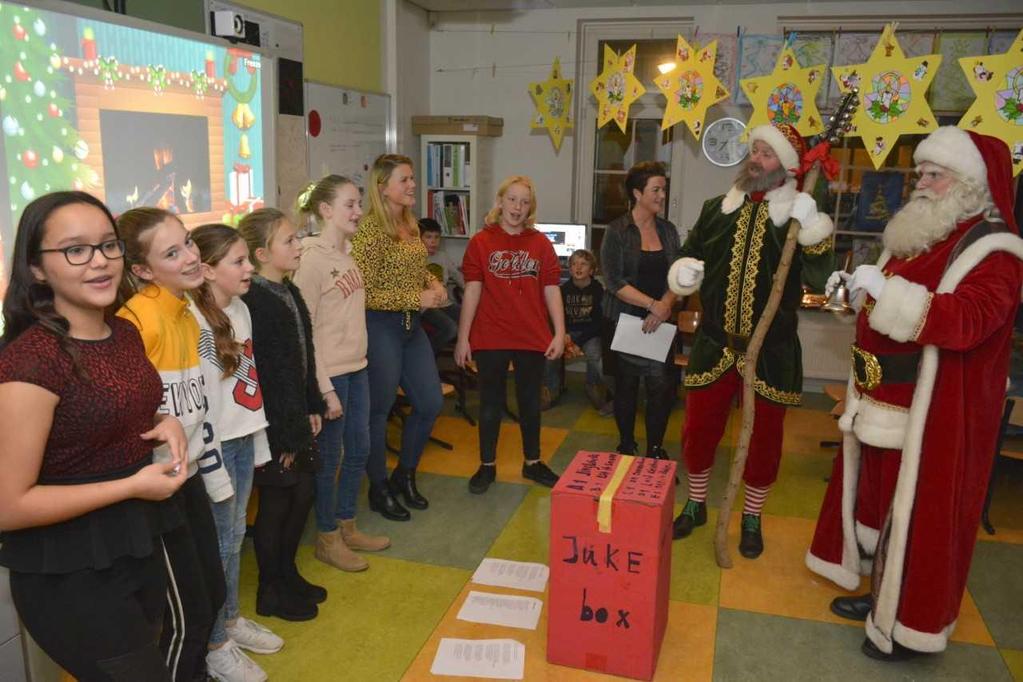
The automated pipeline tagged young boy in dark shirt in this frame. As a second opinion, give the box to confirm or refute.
[543,249,612,414]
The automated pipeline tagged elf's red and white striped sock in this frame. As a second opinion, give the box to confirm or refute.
[742,483,771,516]
[686,468,712,503]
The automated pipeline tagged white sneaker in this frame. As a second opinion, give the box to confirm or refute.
[226,617,284,654]
[206,640,267,682]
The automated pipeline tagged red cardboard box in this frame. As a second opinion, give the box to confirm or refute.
[547,451,676,680]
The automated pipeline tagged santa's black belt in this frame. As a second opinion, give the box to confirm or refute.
[851,345,921,391]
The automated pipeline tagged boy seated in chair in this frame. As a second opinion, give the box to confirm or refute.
[419,218,464,353]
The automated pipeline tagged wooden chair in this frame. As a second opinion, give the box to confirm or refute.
[674,310,702,369]
[981,396,1023,535]
[819,383,847,449]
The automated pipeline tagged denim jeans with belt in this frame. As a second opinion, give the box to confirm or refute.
[365,310,443,483]
[315,368,371,531]
[209,433,255,646]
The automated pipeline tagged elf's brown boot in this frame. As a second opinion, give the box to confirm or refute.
[340,518,391,552]
[315,529,368,572]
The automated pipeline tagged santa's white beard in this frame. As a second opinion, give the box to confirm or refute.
[882,182,991,258]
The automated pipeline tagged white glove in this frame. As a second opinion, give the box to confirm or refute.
[790,192,818,226]
[847,264,886,301]
[674,257,704,288]
[824,270,845,298]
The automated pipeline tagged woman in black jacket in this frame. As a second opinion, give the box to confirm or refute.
[600,161,681,459]
[239,208,327,622]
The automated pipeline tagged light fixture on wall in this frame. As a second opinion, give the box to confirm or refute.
[657,61,677,75]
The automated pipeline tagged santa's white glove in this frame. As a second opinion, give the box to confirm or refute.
[673,257,704,288]
[824,270,845,298]
[847,264,886,301]
[790,192,818,226]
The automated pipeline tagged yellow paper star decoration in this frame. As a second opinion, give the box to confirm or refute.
[741,46,826,138]
[832,24,942,169]
[957,29,1023,176]
[589,44,646,133]
[530,58,574,152]
[654,36,730,138]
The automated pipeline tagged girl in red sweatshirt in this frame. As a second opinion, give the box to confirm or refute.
[455,175,566,494]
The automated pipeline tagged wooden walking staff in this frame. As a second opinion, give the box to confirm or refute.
[714,91,859,568]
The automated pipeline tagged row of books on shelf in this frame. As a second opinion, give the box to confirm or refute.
[428,191,469,236]
[425,142,471,189]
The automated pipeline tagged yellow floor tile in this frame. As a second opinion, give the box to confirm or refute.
[402,582,715,682]
[1001,649,1023,681]
[717,513,994,646]
[398,416,569,482]
[977,526,1023,545]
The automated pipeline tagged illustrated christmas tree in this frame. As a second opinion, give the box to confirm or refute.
[866,187,891,223]
[1,3,93,216]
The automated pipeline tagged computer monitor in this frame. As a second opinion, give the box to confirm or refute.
[537,223,589,259]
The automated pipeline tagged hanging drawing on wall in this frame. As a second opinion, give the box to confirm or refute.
[529,58,573,152]
[832,24,942,168]
[958,29,1023,176]
[741,46,826,138]
[654,35,729,138]
[589,44,645,133]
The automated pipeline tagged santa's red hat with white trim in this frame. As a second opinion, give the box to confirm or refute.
[748,123,806,177]
[914,126,1018,234]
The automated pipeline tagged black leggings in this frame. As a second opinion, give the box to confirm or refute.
[613,357,676,454]
[160,474,227,682]
[11,552,171,682]
[253,472,314,587]
[475,350,545,464]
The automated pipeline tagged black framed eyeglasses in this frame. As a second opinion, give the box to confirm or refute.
[38,239,126,266]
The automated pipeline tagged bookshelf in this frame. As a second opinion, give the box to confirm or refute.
[419,134,495,239]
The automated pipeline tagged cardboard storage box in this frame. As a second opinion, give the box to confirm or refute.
[547,451,676,681]
[412,115,503,136]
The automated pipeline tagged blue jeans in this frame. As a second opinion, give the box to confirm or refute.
[315,368,371,531]
[544,335,605,394]
[365,310,443,483]
[208,434,256,646]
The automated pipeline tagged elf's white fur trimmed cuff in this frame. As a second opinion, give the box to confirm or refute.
[868,276,932,343]
[668,258,703,296]
[797,211,834,247]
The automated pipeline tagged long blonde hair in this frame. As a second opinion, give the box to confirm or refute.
[364,154,417,240]
[237,208,288,272]
[484,175,538,229]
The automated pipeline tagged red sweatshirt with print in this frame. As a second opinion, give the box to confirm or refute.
[462,223,561,352]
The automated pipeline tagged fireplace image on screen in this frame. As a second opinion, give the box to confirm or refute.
[100,110,213,216]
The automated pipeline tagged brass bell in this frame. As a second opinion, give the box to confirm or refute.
[238,133,251,159]
[823,251,855,315]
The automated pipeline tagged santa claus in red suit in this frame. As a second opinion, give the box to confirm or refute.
[806,127,1023,661]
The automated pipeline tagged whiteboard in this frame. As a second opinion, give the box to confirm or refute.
[305,81,393,191]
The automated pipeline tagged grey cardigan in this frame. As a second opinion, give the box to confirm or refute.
[600,211,681,322]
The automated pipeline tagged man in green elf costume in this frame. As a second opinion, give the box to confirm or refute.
[667,122,835,558]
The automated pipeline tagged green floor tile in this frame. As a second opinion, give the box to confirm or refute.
[486,485,552,564]
[714,608,1012,681]
[670,504,722,605]
[763,451,833,519]
[239,549,469,682]
[354,472,530,570]
[968,541,1023,649]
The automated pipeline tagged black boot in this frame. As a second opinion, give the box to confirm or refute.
[368,480,411,521]
[672,499,707,539]
[739,513,764,559]
[861,637,920,662]
[256,580,317,622]
[830,593,872,622]
[390,466,428,510]
[646,445,670,460]
[285,566,327,604]
[616,442,637,456]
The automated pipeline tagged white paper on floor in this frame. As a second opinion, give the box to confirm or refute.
[456,590,543,630]
[430,638,525,679]
[470,558,549,593]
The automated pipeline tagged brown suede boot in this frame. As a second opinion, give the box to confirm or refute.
[340,519,391,552]
[315,529,368,572]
